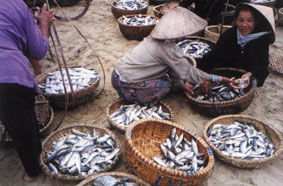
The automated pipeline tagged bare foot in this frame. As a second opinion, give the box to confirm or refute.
[23,172,34,182]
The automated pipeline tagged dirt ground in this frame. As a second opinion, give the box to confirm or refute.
[0,1,283,186]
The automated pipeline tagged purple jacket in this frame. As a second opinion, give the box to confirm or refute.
[0,0,49,93]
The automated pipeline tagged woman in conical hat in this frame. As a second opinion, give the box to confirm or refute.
[198,3,275,87]
[111,6,233,105]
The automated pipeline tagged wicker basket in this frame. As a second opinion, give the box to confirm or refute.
[106,99,174,132]
[177,36,215,64]
[204,25,232,43]
[40,125,122,181]
[76,171,151,186]
[39,66,100,110]
[124,118,215,186]
[249,0,276,8]
[185,68,257,117]
[203,114,283,168]
[269,53,283,74]
[117,14,158,41]
[111,0,149,19]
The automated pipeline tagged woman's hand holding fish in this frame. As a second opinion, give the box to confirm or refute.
[182,81,194,94]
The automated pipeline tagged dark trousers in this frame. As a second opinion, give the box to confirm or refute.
[0,83,42,177]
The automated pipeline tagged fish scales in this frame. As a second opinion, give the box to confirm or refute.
[121,15,158,26]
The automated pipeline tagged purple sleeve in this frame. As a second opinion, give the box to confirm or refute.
[23,6,49,60]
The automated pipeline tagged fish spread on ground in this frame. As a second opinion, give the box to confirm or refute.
[207,120,275,159]
[177,40,212,59]
[45,129,120,176]
[193,82,247,102]
[39,67,100,95]
[93,175,138,186]
[120,15,158,26]
[110,103,171,128]
[153,128,207,173]
[113,0,147,11]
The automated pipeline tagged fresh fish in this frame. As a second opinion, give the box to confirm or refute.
[120,14,158,26]
[93,175,138,186]
[113,0,148,11]
[177,40,212,59]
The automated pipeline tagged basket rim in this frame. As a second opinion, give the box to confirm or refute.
[117,14,159,27]
[76,171,151,186]
[40,124,122,181]
[185,67,257,106]
[40,66,100,98]
[125,118,215,178]
[106,99,174,132]
[39,106,54,134]
[177,35,216,46]
[111,0,149,11]
[203,114,283,168]
[204,25,233,36]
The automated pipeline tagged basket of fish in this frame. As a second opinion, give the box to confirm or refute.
[111,0,149,19]
[177,36,215,63]
[107,99,173,132]
[204,115,283,168]
[38,66,100,110]
[249,0,276,7]
[35,94,54,136]
[124,118,215,186]
[40,125,121,181]
[185,68,257,117]
[77,171,151,186]
[118,14,159,40]
[204,25,232,43]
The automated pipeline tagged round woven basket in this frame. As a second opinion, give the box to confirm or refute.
[39,66,100,110]
[204,25,232,43]
[249,0,276,8]
[219,3,236,25]
[177,36,215,64]
[117,14,158,41]
[76,171,151,186]
[111,0,149,19]
[269,53,283,74]
[203,114,283,168]
[34,94,54,136]
[106,99,174,132]
[185,68,257,117]
[124,118,215,186]
[40,125,122,181]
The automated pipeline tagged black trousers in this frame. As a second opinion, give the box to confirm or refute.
[0,83,42,177]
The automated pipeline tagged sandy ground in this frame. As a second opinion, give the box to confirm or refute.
[0,1,283,186]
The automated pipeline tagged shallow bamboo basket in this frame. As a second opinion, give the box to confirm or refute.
[203,115,283,168]
[76,171,151,186]
[111,0,149,19]
[39,66,100,110]
[40,125,122,181]
[177,36,215,64]
[204,25,232,43]
[106,99,174,132]
[117,14,158,41]
[185,68,256,117]
[124,118,215,186]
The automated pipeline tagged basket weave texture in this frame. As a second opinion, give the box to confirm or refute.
[117,14,158,41]
[106,99,174,132]
[203,114,283,168]
[76,171,151,186]
[269,53,283,74]
[40,125,122,181]
[124,118,214,186]
[39,66,100,110]
[111,1,149,19]
[185,68,256,117]
[204,25,232,43]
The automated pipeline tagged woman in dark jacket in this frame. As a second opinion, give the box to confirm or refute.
[197,3,275,87]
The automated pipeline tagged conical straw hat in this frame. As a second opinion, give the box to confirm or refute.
[151,6,208,40]
[242,3,275,42]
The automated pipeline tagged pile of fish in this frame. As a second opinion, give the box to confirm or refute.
[113,0,147,10]
[120,15,158,26]
[177,40,212,59]
[40,67,100,95]
[251,0,274,3]
[153,128,207,173]
[93,175,138,186]
[45,129,120,176]
[193,83,246,102]
[110,103,171,127]
[207,120,275,160]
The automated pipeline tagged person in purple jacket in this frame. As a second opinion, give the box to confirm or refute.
[0,0,54,182]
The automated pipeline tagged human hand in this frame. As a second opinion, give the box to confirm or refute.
[39,3,55,37]
[200,80,211,94]
[229,73,251,89]
[182,82,194,94]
